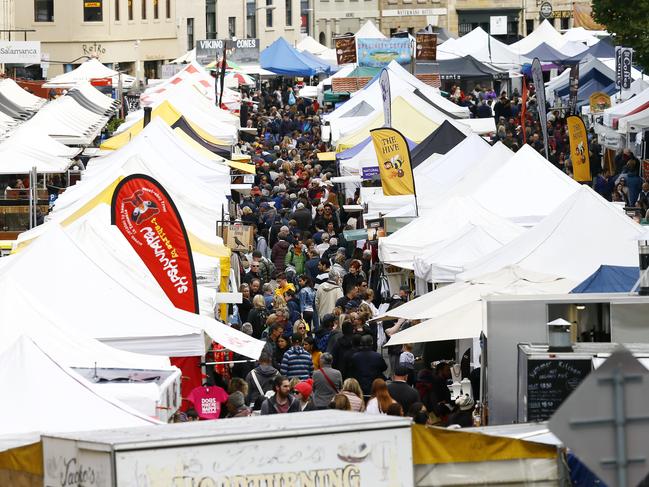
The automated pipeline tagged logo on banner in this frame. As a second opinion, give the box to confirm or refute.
[371,128,415,196]
[111,174,198,313]
[567,115,591,182]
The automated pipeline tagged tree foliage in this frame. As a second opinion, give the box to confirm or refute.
[592,0,649,71]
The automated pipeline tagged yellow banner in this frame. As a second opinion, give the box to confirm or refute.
[567,115,591,182]
[371,127,415,196]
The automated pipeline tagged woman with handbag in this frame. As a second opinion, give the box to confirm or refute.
[311,353,342,409]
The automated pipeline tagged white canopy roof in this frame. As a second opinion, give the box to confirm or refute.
[170,48,196,64]
[1,124,81,158]
[436,27,529,70]
[0,335,160,436]
[356,20,386,39]
[458,186,645,282]
[0,144,73,173]
[43,58,135,89]
[562,27,605,46]
[509,20,566,54]
[2,225,263,359]
[618,105,649,133]
[0,78,45,111]
[603,86,649,126]
[297,36,337,64]
[383,266,576,346]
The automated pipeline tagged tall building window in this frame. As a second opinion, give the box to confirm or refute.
[187,17,194,51]
[34,0,54,21]
[266,0,273,28]
[141,0,146,19]
[206,0,216,39]
[246,0,256,38]
[153,0,158,18]
[285,0,292,26]
[83,0,103,22]
[166,0,170,18]
[561,17,570,30]
[228,16,236,38]
[526,19,534,35]
[115,0,120,20]
[128,0,133,19]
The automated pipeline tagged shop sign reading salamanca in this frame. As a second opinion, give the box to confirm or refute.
[0,41,41,64]
[111,174,198,314]
[195,38,260,66]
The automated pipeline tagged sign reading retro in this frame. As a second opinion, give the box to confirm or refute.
[0,41,41,64]
[111,174,198,314]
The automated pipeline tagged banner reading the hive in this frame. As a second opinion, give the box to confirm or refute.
[371,128,415,196]
[567,115,591,182]
[111,174,198,313]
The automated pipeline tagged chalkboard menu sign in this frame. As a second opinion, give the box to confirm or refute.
[526,359,592,422]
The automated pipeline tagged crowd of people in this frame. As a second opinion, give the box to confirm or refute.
[178,73,642,424]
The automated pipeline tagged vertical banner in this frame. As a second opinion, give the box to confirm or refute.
[379,68,391,128]
[371,127,415,197]
[620,48,633,90]
[111,174,199,313]
[615,46,622,89]
[218,46,227,108]
[334,36,357,65]
[521,76,528,145]
[415,33,437,61]
[567,115,592,182]
[531,58,549,160]
[567,64,580,116]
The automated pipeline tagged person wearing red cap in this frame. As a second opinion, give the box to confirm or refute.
[294,379,316,411]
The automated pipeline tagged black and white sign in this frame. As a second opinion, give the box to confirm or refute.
[540,2,553,19]
[123,94,141,114]
[0,41,41,64]
[195,39,259,66]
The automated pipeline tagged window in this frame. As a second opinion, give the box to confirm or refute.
[526,19,534,35]
[141,0,146,19]
[266,0,273,28]
[166,0,170,18]
[128,0,133,19]
[285,0,292,26]
[34,0,54,21]
[187,17,194,51]
[206,0,216,39]
[228,16,236,38]
[561,17,570,30]
[115,0,119,20]
[246,0,256,37]
[83,0,103,22]
[153,0,158,18]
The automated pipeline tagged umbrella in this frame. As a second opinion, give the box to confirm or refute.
[225,71,255,86]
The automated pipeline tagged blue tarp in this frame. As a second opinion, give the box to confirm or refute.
[571,265,639,293]
[525,43,578,63]
[298,49,339,73]
[556,67,616,100]
[261,37,331,77]
[336,135,417,161]
[565,37,616,64]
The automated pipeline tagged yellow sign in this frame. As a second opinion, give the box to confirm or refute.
[371,127,415,196]
[589,91,612,114]
[84,1,101,6]
[567,115,591,182]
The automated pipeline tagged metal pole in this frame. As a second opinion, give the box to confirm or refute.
[612,366,628,487]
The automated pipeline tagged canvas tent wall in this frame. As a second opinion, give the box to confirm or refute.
[571,265,640,293]
[545,56,615,102]
[410,120,468,168]
[509,20,566,54]
[603,86,649,127]
[355,20,386,39]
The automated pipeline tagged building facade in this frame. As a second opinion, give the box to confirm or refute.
[12,0,206,78]
[379,0,449,37]
[313,0,380,48]
[204,0,302,50]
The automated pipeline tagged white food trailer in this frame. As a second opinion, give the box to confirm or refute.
[42,410,413,487]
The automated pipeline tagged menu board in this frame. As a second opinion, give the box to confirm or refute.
[526,359,592,422]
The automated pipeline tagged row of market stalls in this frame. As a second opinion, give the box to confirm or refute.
[0,61,265,458]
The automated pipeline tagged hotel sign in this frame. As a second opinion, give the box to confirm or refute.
[382,8,447,17]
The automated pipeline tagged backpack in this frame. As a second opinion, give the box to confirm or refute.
[288,92,296,105]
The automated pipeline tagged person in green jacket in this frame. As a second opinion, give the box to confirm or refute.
[285,239,307,275]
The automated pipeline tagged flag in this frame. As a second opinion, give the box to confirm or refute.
[218,45,227,108]
[567,64,580,116]
[111,174,198,313]
[531,58,549,159]
[371,127,415,196]
[379,68,391,128]
[521,76,528,145]
[567,115,591,182]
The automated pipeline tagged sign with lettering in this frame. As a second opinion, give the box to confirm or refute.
[357,38,411,68]
[111,174,198,314]
[223,223,254,252]
[382,8,447,17]
[123,94,141,114]
[0,41,41,64]
[415,33,437,61]
[525,359,592,422]
[334,36,357,65]
[195,38,259,66]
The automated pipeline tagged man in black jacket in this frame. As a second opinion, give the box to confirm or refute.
[349,335,387,396]
[245,353,279,409]
[388,366,420,414]
[260,375,300,414]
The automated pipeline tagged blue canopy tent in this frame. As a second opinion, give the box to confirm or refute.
[299,49,339,74]
[524,43,578,64]
[565,37,616,64]
[556,68,616,100]
[571,265,639,293]
[261,37,331,76]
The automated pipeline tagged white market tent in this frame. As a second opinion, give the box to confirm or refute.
[0,336,160,436]
[509,20,566,54]
[355,20,386,39]
[458,186,646,283]
[618,105,649,133]
[170,48,197,64]
[0,78,46,112]
[0,144,73,173]
[1,124,81,158]
[561,27,607,46]
[297,36,337,64]
[0,224,264,359]
[382,266,576,345]
[43,58,136,89]
[436,27,529,70]
[603,86,649,126]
